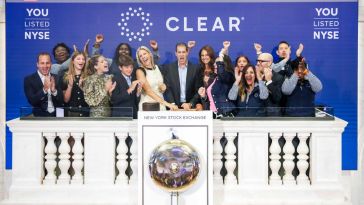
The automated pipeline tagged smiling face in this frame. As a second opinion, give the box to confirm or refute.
[54,45,69,64]
[175,44,189,66]
[118,44,131,56]
[236,56,249,70]
[137,48,152,68]
[120,64,133,77]
[95,56,109,74]
[73,53,86,72]
[37,54,52,76]
[244,66,256,87]
[200,49,211,65]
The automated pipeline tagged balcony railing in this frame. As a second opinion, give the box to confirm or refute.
[3,113,350,205]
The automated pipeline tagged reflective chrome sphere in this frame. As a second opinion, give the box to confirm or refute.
[148,138,200,192]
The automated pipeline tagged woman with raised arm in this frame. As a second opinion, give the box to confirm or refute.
[197,41,236,118]
[228,63,269,117]
[135,46,178,111]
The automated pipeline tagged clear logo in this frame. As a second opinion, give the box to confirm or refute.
[117,7,153,42]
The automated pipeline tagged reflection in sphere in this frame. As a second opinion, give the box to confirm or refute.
[149,138,200,192]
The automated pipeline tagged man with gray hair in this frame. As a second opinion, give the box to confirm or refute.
[256,52,284,116]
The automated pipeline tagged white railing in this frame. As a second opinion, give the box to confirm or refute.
[4,116,349,205]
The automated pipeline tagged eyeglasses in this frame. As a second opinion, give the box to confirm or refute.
[256,59,270,63]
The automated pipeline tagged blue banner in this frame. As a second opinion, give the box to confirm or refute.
[5,2,358,169]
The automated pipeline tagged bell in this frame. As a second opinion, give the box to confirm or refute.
[148,137,200,193]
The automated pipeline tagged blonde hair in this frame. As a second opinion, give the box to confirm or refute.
[135,46,155,69]
[63,51,87,85]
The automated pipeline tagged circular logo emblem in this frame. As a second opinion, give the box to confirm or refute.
[117,7,153,42]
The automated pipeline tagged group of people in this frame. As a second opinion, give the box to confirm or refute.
[24,34,323,119]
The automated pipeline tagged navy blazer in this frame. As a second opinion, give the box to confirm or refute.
[202,61,235,115]
[24,72,61,117]
[110,73,139,119]
[162,61,202,107]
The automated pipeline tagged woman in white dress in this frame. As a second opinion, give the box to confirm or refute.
[136,46,178,111]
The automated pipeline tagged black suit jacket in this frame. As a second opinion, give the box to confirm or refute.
[162,61,202,107]
[110,73,139,119]
[24,72,61,117]
[265,71,284,116]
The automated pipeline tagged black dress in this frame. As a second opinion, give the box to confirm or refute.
[60,73,89,117]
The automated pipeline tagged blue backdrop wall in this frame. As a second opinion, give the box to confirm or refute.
[5,2,358,169]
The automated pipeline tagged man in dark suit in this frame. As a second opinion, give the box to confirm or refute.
[256,53,285,116]
[163,42,202,110]
[111,55,141,119]
[24,52,61,117]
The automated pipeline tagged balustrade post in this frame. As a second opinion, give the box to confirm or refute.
[213,132,224,184]
[57,132,71,184]
[43,132,57,185]
[129,133,138,184]
[224,132,237,185]
[297,132,310,185]
[115,133,129,185]
[283,132,296,185]
[71,132,84,184]
[269,132,282,185]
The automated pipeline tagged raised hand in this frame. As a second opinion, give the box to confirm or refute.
[263,67,272,81]
[43,75,51,92]
[73,44,78,53]
[198,87,206,98]
[50,76,56,93]
[149,40,158,51]
[296,43,304,57]
[255,65,264,81]
[187,41,196,50]
[105,79,113,92]
[254,43,262,54]
[78,77,84,87]
[95,34,104,44]
[223,41,230,49]
[83,39,90,57]
[234,67,243,84]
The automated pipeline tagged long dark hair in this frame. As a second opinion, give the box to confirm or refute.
[199,45,216,75]
[239,64,257,101]
[235,55,251,68]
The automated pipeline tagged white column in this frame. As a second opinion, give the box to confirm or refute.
[282,132,296,185]
[129,133,138,184]
[71,132,84,184]
[115,133,129,185]
[269,132,282,185]
[213,132,224,184]
[297,132,310,185]
[11,131,44,186]
[310,132,342,185]
[43,132,57,185]
[224,132,237,185]
[57,132,71,184]
[84,131,115,185]
[238,132,269,185]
